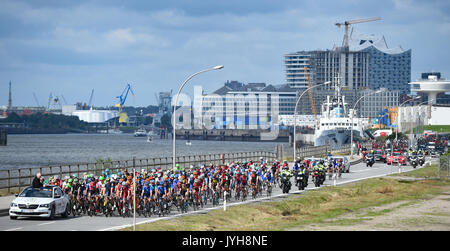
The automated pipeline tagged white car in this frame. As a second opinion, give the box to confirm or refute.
[9,185,70,220]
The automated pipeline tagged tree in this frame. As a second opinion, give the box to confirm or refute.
[160,113,172,131]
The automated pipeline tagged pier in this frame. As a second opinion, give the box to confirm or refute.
[176,129,290,142]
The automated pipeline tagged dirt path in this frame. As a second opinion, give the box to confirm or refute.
[289,186,450,231]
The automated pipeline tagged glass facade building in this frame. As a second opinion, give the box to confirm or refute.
[284,30,411,116]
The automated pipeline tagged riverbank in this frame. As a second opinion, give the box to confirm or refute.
[122,164,450,231]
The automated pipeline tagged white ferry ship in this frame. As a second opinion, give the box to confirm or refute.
[314,82,364,149]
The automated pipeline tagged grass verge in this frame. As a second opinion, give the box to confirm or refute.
[122,164,450,231]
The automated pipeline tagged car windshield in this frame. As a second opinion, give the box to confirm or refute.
[19,187,53,198]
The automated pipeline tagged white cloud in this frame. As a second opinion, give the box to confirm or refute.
[1,0,449,106]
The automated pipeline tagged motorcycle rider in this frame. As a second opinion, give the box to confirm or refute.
[279,166,293,193]
[317,160,327,184]
[297,163,307,188]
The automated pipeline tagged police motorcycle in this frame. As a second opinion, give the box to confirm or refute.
[366,153,375,167]
[280,168,292,194]
[409,154,418,169]
[417,152,425,166]
[295,165,307,190]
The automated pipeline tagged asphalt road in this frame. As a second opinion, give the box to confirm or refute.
[0,157,436,231]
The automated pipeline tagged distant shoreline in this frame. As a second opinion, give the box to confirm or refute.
[3,128,83,134]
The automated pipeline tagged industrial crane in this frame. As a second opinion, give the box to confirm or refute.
[115,83,134,110]
[88,89,94,109]
[33,92,40,107]
[304,66,317,117]
[335,17,381,49]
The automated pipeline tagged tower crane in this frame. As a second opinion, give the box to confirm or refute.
[335,17,381,49]
[304,66,317,117]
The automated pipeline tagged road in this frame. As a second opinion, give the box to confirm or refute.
[0,157,435,231]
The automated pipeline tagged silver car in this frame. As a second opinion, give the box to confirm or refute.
[9,185,70,220]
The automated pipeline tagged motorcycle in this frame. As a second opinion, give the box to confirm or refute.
[280,174,291,194]
[312,170,321,187]
[410,155,418,169]
[418,155,425,166]
[295,171,306,190]
[366,155,375,167]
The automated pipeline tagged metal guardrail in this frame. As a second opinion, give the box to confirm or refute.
[0,151,276,192]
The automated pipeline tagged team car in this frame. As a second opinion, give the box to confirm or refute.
[9,185,70,220]
[386,151,407,165]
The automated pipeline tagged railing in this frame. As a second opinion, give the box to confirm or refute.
[0,151,276,192]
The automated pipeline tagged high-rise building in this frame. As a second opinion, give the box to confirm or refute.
[350,30,411,94]
[284,30,411,115]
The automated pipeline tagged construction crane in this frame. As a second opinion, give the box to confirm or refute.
[88,89,94,109]
[33,92,40,107]
[304,66,317,117]
[115,83,134,110]
[335,17,381,49]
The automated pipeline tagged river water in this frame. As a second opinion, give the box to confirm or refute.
[0,134,290,170]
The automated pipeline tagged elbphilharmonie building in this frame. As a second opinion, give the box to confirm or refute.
[284,30,411,117]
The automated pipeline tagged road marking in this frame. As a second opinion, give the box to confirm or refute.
[100,186,321,231]
[101,163,430,231]
[83,160,440,231]
[37,221,55,226]
[351,166,384,173]
[4,227,23,231]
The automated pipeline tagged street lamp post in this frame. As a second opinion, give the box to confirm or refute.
[293,81,331,162]
[172,66,224,169]
[350,89,384,159]
[395,96,421,143]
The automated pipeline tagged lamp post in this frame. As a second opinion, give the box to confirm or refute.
[395,96,421,143]
[293,81,331,161]
[350,89,384,159]
[416,98,442,137]
[172,66,224,169]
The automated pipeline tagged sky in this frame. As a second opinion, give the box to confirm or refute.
[0,0,449,107]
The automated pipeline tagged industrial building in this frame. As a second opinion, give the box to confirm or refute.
[193,81,297,130]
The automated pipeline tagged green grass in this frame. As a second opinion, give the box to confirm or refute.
[411,125,450,133]
[122,164,450,231]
